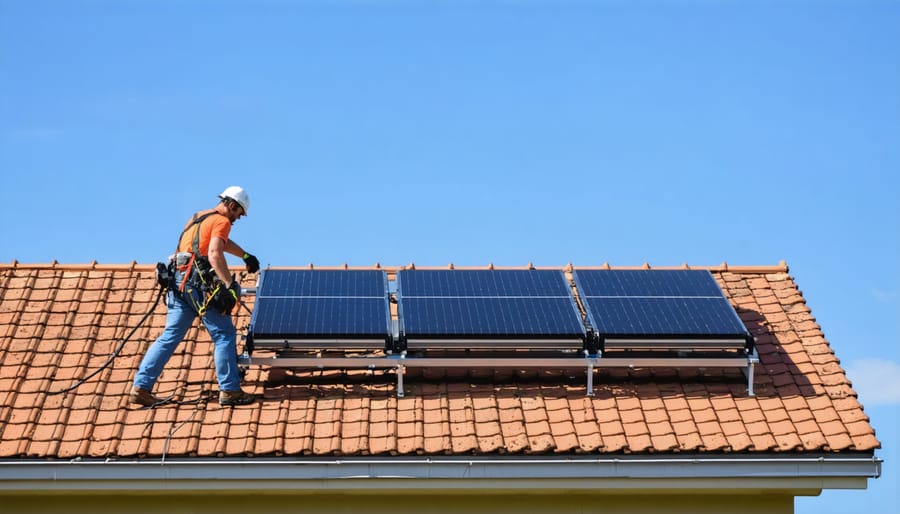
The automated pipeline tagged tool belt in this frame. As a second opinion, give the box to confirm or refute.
[168,252,193,269]
[156,254,213,293]
[166,252,215,287]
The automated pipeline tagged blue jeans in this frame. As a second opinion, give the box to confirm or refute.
[133,270,242,392]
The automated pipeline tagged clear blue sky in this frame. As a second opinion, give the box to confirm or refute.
[1,0,897,510]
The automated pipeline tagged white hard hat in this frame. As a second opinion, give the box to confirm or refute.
[219,186,250,215]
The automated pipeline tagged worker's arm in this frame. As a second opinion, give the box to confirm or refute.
[207,236,234,285]
[223,239,248,259]
[225,239,260,273]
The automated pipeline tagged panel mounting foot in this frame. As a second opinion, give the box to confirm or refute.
[396,364,405,398]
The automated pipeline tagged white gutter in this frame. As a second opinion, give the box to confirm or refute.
[0,455,880,493]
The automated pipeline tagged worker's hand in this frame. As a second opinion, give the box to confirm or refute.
[227,278,241,302]
[242,253,260,273]
[216,286,237,314]
[210,278,240,315]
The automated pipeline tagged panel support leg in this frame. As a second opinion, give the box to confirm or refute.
[747,360,756,397]
[586,359,595,397]
[396,364,405,398]
[585,351,599,397]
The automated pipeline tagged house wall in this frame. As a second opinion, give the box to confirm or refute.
[3,492,794,514]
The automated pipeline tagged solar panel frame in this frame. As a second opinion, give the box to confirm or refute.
[396,270,586,349]
[249,269,392,348]
[572,269,752,353]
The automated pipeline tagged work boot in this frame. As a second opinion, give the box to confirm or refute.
[129,386,163,407]
[219,389,256,406]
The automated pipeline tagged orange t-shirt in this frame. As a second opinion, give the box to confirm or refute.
[177,210,232,256]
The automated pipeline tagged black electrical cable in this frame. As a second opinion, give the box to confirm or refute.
[46,271,255,400]
[46,286,167,396]
[140,389,212,409]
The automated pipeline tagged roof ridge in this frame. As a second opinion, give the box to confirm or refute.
[0,261,791,273]
[0,261,152,271]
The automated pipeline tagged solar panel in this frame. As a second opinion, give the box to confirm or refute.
[573,270,751,353]
[249,270,391,349]
[397,270,585,349]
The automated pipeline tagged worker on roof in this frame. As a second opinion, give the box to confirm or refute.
[131,186,261,407]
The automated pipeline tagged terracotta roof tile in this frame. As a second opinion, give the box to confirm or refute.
[851,433,880,451]
[0,264,881,459]
[600,426,632,450]
[624,432,653,453]
[646,418,673,437]
[573,422,602,452]
[569,397,596,423]
[619,405,645,425]
[823,431,855,450]
[648,431,679,452]
[598,412,626,434]
[397,420,423,455]
[818,419,851,438]
[745,417,773,436]
[724,429,754,451]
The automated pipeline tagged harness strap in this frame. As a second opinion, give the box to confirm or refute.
[178,253,195,292]
[175,211,223,292]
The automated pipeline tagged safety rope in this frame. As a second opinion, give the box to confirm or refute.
[46,285,167,396]
[45,270,252,404]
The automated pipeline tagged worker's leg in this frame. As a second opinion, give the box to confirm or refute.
[202,307,242,392]
[132,285,197,391]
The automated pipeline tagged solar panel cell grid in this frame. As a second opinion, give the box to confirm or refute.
[397,270,586,340]
[575,270,723,297]
[250,270,391,341]
[252,297,388,338]
[259,270,386,297]
[573,269,751,344]
[401,297,585,336]
[398,269,570,297]
[584,297,748,336]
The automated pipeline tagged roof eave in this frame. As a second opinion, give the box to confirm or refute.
[0,453,880,495]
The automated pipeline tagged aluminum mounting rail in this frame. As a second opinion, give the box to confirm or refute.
[237,351,760,398]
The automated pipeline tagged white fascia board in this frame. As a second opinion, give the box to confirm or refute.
[0,454,881,494]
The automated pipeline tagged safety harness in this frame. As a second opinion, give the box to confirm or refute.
[176,211,218,288]
[174,211,231,316]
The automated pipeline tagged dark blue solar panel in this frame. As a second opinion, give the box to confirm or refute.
[398,270,570,297]
[401,297,585,337]
[573,269,750,342]
[574,270,723,297]
[584,297,747,336]
[397,270,584,340]
[259,270,386,297]
[251,270,390,340]
[252,297,389,338]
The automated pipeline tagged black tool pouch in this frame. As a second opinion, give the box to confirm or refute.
[155,262,175,291]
